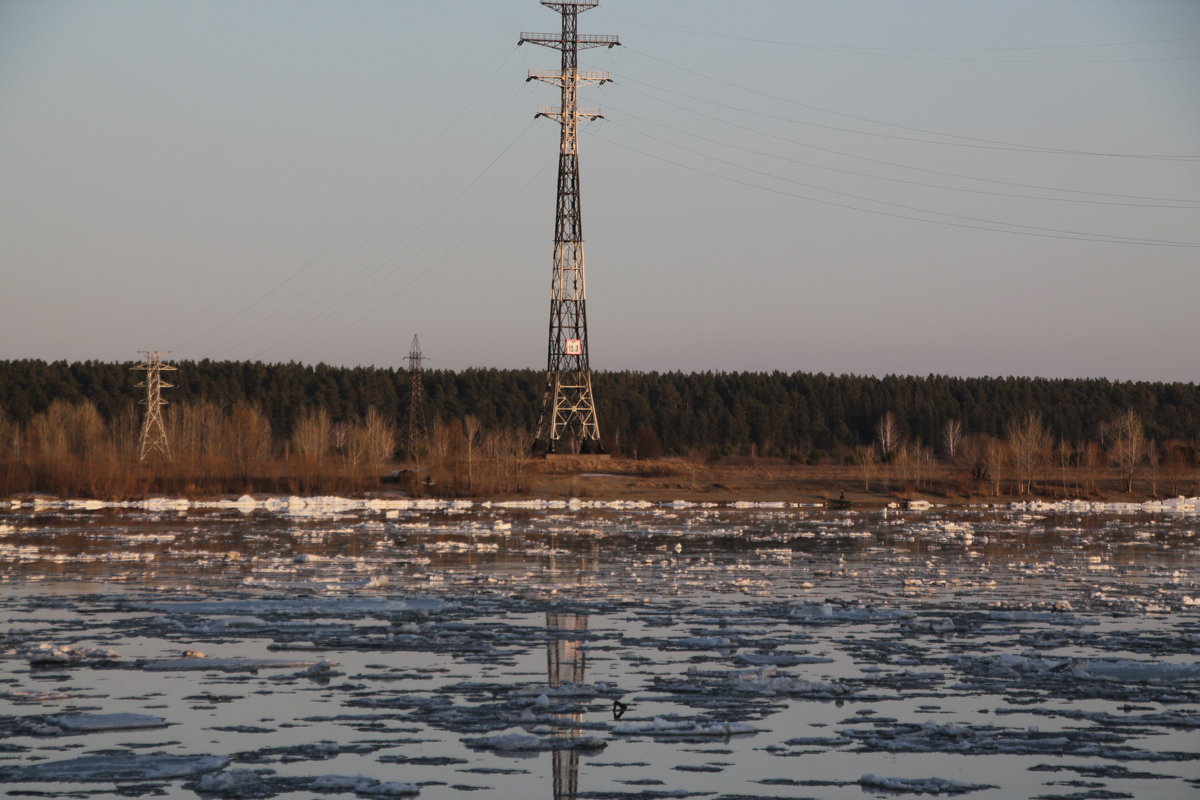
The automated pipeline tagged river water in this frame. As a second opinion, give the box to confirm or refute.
[1,498,1197,799]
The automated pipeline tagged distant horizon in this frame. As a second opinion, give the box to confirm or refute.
[2,353,1195,387]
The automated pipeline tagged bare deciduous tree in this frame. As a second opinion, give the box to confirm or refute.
[875,412,899,458]
[853,444,878,492]
[463,415,482,491]
[1081,441,1103,496]
[357,408,395,467]
[942,419,963,461]
[1161,440,1187,497]
[982,437,1008,496]
[291,408,332,464]
[1147,440,1161,497]
[894,443,916,493]
[1055,439,1074,496]
[915,444,935,490]
[1006,412,1050,495]
[225,404,272,484]
[1110,409,1147,493]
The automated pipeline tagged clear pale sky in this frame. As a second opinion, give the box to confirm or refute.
[1,0,1197,381]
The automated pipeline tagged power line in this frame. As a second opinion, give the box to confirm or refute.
[606,109,1199,210]
[593,129,1200,248]
[605,86,1198,204]
[608,11,1200,63]
[620,48,1200,161]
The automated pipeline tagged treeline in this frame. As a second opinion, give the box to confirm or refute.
[1,359,1197,458]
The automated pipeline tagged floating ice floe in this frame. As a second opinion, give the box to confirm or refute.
[736,652,834,666]
[511,681,622,699]
[0,752,228,782]
[858,773,993,794]
[961,653,1200,683]
[729,666,855,697]
[463,732,607,752]
[996,705,1200,729]
[841,719,1198,761]
[612,716,759,737]
[789,602,913,622]
[142,594,449,617]
[1008,496,1199,514]
[45,712,167,732]
[141,656,333,672]
[981,610,1089,625]
[10,642,121,666]
[676,636,736,649]
[310,774,421,796]
[193,769,420,797]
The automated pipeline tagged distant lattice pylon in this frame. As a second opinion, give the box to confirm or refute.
[406,335,428,456]
[132,351,177,461]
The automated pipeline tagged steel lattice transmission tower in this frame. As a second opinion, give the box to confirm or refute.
[406,334,428,456]
[132,351,177,461]
[520,1,618,454]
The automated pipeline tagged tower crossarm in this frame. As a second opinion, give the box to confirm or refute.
[536,106,603,122]
[527,69,612,86]
[519,33,619,50]
[541,1,599,11]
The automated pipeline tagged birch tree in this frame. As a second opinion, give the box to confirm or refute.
[875,412,899,458]
[942,419,963,460]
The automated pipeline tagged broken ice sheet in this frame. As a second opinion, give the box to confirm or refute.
[1,503,1198,799]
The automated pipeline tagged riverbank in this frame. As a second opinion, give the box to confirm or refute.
[4,457,1196,508]
[524,456,1198,508]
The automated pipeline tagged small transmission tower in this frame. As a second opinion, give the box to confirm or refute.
[132,351,176,461]
[406,334,428,456]
[521,1,618,453]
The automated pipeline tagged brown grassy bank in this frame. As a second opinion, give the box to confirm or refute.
[524,457,1200,506]
[2,400,1197,504]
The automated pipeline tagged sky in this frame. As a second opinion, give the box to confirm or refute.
[1,0,1197,382]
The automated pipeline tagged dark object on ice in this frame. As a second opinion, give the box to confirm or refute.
[612,700,628,720]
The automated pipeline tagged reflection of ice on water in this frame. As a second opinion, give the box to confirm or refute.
[547,612,587,800]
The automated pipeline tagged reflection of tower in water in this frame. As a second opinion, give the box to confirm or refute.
[546,613,587,800]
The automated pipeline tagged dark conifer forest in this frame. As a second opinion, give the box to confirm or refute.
[1,359,1196,459]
